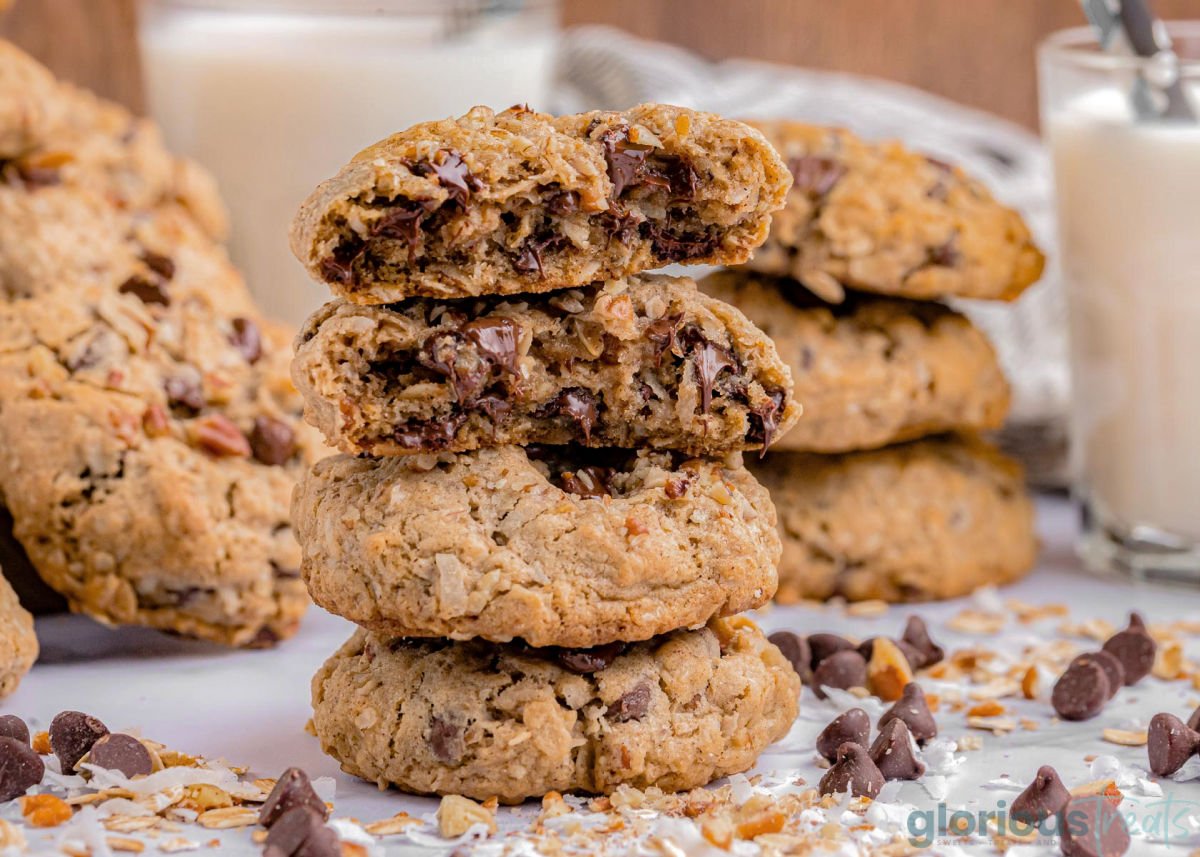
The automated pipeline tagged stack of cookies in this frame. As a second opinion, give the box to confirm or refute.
[701,121,1042,603]
[288,104,807,802]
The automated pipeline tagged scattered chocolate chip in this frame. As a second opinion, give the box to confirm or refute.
[87,733,152,778]
[879,683,938,745]
[857,637,924,672]
[680,326,736,413]
[1010,765,1070,826]
[811,650,868,700]
[559,465,614,499]
[0,736,45,802]
[263,805,338,857]
[118,275,169,306]
[768,631,812,685]
[1060,794,1131,857]
[900,615,945,668]
[1102,619,1157,686]
[556,641,625,674]
[551,388,599,443]
[1188,703,1200,733]
[0,715,29,745]
[608,682,652,722]
[596,209,642,246]
[1051,659,1110,722]
[818,742,885,798]
[164,375,205,413]
[192,414,251,457]
[816,708,870,762]
[49,710,109,773]
[1072,651,1124,701]
[428,716,465,766]
[1148,713,1200,777]
[787,155,846,197]
[513,231,569,277]
[250,416,297,466]
[411,148,480,206]
[259,767,329,827]
[229,317,262,363]
[808,633,856,668]
[870,718,925,781]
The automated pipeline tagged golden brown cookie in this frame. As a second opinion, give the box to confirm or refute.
[744,120,1043,302]
[0,570,37,698]
[750,435,1036,602]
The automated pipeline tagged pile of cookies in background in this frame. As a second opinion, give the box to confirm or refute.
[702,120,1043,604]
[287,103,810,801]
[0,40,323,689]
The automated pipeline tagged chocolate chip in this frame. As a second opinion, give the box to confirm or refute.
[371,198,439,264]
[428,716,465,766]
[647,224,721,263]
[787,155,846,197]
[1148,713,1200,777]
[547,190,580,217]
[559,465,614,499]
[5,162,61,189]
[879,683,938,745]
[900,615,945,668]
[1102,620,1157,686]
[818,742,885,798]
[811,650,868,700]
[393,413,467,451]
[250,416,297,466]
[0,736,44,802]
[926,235,961,268]
[870,718,925,781]
[118,275,169,306]
[229,317,262,363]
[259,767,328,827]
[768,631,812,685]
[1072,651,1124,701]
[598,126,651,197]
[683,334,735,413]
[608,682,652,722]
[1051,659,1110,722]
[1188,703,1200,733]
[1010,765,1070,826]
[556,641,625,674]
[141,252,176,282]
[808,633,856,668]
[192,414,251,457]
[462,317,521,379]
[263,806,338,857]
[551,388,599,443]
[0,715,29,745]
[164,375,205,413]
[816,707,870,762]
[1060,795,1131,857]
[1128,611,1147,631]
[411,148,480,206]
[86,733,152,778]
[49,710,109,773]
[747,389,787,452]
[513,232,568,277]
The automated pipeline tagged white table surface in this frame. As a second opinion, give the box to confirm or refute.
[8,495,1200,856]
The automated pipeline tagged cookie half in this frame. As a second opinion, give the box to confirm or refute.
[701,269,1010,453]
[751,435,1036,602]
[0,570,37,698]
[310,618,799,802]
[293,274,799,457]
[290,104,791,303]
[744,120,1044,302]
[294,445,779,648]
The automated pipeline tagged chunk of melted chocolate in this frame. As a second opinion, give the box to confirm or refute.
[410,148,481,206]
[678,326,736,413]
[558,465,615,499]
[787,155,847,197]
[548,388,599,442]
[556,641,626,674]
[748,388,787,451]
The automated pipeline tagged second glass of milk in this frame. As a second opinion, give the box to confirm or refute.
[137,0,559,326]
[1040,25,1200,582]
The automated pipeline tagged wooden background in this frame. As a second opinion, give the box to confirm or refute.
[2,0,1197,129]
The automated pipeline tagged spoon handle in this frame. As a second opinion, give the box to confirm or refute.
[1119,0,1195,119]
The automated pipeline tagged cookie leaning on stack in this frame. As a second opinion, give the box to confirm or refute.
[701,120,1041,603]
[291,103,804,802]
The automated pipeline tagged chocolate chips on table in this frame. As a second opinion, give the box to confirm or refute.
[899,616,945,668]
[1051,613,1157,722]
[1060,795,1131,857]
[1101,613,1157,686]
[263,806,339,857]
[818,742,885,799]
[86,733,153,778]
[811,650,868,701]
[878,683,937,745]
[1051,657,1110,722]
[49,710,109,773]
[0,737,44,802]
[1147,713,1200,777]
[1075,650,1125,701]
[0,715,29,745]
[869,719,925,781]
[816,708,870,762]
[1010,765,1070,826]
[259,767,329,827]
[768,631,812,685]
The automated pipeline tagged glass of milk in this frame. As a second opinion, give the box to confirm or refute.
[137,0,559,326]
[1040,24,1200,582]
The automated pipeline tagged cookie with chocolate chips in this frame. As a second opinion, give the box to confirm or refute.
[293,445,779,648]
[310,617,799,803]
[750,435,1036,602]
[743,120,1044,302]
[290,103,791,304]
[293,274,799,457]
[699,269,1011,454]
[0,570,36,698]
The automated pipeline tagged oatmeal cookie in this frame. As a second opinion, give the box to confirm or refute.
[294,445,778,648]
[310,618,799,802]
[751,435,1036,603]
[290,104,791,303]
[0,569,37,698]
[700,269,1010,453]
[294,274,798,457]
[744,120,1043,302]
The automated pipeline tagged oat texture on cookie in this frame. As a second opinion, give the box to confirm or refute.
[291,103,802,801]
